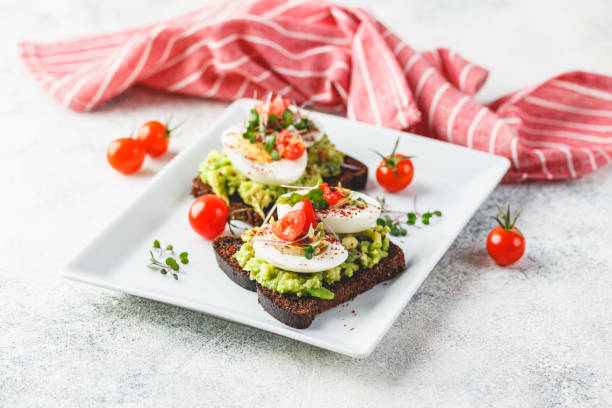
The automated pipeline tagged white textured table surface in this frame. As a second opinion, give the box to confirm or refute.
[2,1,612,407]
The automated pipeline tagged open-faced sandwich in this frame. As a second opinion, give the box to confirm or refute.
[213,183,406,329]
[192,96,368,226]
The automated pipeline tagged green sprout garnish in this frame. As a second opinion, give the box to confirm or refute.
[148,240,189,280]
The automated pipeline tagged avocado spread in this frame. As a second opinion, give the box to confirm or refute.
[198,135,344,217]
[233,225,391,298]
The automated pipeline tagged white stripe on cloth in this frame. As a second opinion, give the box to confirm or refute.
[551,79,612,102]
[168,55,250,91]
[380,44,410,127]
[303,10,330,24]
[273,60,349,77]
[520,126,612,144]
[518,138,578,178]
[428,83,450,131]
[510,136,520,170]
[261,0,311,19]
[581,147,598,171]
[332,81,348,102]
[84,35,142,111]
[252,71,271,82]
[353,37,382,126]
[234,78,251,99]
[446,96,469,143]
[118,24,166,92]
[414,67,435,100]
[403,53,420,74]
[524,96,612,118]
[156,34,342,76]
[533,149,553,179]
[596,147,611,162]
[509,107,612,132]
[489,120,504,154]
[466,107,488,148]
[458,63,473,91]
[62,72,94,107]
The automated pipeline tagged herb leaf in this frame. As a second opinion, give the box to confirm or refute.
[304,245,315,260]
[148,241,189,280]
[305,287,334,300]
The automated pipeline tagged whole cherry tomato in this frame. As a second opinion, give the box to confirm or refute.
[276,129,306,160]
[136,121,171,157]
[106,138,145,175]
[272,198,317,241]
[373,138,414,193]
[189,194,229,239]
[486,204,525,266]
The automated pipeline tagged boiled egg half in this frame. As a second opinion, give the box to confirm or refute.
[277,190,381,234]
[221,124,307,185]
[252,224,348,273]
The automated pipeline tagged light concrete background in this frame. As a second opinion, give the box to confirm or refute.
[1,0,611,407]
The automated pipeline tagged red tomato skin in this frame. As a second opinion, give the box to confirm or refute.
[272,210,306,241]
[188,195,229,239]
[272,198,317,241]
[318,183,343,207]
[136,121,169,157]
[277,129,305,160]
[376,154,414,193]
[291,199,317,233]
[486,226,526,266]
[106,138,145,175]
[256,97,291,117]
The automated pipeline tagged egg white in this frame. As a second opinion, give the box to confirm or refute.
[221,124,307,186]
[277,190,381,234]
[252,224,348,273]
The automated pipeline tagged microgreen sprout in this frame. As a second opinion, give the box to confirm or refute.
[148,240,189,280]
[303,245,315,260]
[376,196,442,236]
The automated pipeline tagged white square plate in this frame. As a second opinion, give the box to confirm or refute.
[63,99,509,358]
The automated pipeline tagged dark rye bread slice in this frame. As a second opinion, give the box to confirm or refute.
[213,236,257,291]
[212,236,406,329]
[191,154,368,227]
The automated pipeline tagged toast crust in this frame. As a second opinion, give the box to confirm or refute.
[212,236,406,328]
[192,154,368,227]
[212,237,256,291]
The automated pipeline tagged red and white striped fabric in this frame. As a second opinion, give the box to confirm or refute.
[19,0,612,182]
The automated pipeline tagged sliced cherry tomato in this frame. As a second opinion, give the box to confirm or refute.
[373,138,414,193]
[291,199,317,232]
[255,96,291,118]
[106,138,145,175]
[189,194,229,239]
[272,198,317,241]
[318,183,344,207]
[136,121,170,157]
[486,205,525,266]
[277,129,306,160]
[272,209,306,241]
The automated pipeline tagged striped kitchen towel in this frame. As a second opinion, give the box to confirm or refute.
[19,0,612,182]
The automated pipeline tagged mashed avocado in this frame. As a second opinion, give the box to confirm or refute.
[233,225,391,298]
[305,135,344,179]
[198,135,344,218]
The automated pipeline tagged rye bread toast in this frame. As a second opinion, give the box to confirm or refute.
[192,155,368,227]
[212,236,406,328]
